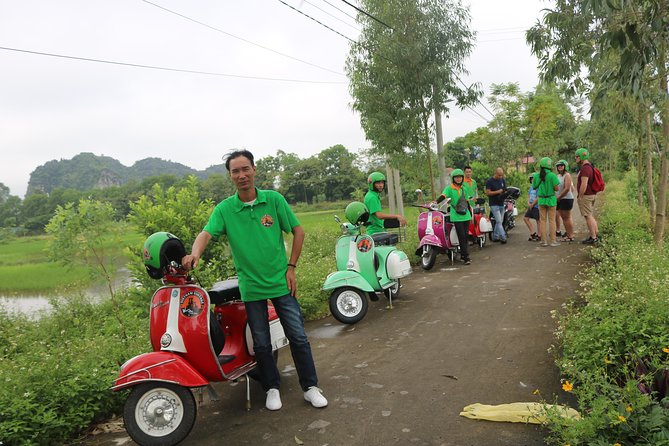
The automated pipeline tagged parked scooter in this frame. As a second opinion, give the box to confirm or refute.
[468,197,493,248]
[414,189,459,270]
[113,232,288,446]
[323,202,412,324]
[489,186,521,236]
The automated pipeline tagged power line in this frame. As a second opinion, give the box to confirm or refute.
[340,0,394,30]
[0,45,346,84]
[277,0,357,43]
[140,0,344,76]
[303,0,360,32]
[319,0,360,24]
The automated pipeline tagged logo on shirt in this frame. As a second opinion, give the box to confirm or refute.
[180,290,205,317]
[357,238,372,253]
[261,214,274,227]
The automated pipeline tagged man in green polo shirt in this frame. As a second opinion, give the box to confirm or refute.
[182,150,327,412]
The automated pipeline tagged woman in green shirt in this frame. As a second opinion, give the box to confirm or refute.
[437,169,472,265]
[532,157,560,246]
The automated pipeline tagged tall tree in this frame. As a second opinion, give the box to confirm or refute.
[346,0,480,195]
[527,0,669,244]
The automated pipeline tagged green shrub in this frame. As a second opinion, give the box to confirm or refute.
[545,176,669,445]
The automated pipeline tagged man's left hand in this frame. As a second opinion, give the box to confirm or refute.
[286,267,298,297]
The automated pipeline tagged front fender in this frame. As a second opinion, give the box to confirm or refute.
[415,235,443,255]
[112,351,208,391]
[323,271,375,292]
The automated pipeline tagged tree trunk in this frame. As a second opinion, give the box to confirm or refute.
[393,167,404,216]
[646,111,656,227]
[652,48,668,245]
[637,131,644,207]
[433,85,447,192]
[386,163,397,214]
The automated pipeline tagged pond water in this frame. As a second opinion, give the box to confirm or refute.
[0,268,134,319]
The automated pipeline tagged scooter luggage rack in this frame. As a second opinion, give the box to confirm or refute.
[383,218,407,243]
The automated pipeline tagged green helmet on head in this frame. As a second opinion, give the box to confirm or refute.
[451,168,465,180]
[345,201,369,225]
[367,171,386,191]
[143,232,186,279]
[575,148,589,161]
[539,157,553,169]
[556,159,569,170]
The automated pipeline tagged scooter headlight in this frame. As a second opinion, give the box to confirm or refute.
[160,333,172,348]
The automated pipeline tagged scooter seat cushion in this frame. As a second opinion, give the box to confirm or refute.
[209,278,241,304]
[371,232,398,246]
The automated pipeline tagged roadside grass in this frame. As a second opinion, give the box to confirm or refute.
[543,173,669,445]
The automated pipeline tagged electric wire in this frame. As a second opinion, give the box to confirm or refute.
[339,0,394,30]
[0,45,346,84]
[277,0,357,43]
[319,0,360,24]
[303,0,360,32]
[140,0,344,76]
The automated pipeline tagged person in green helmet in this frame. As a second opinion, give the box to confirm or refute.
[523,173,540,241]
[575,148,599,244]
[436,169,472,265]
[363,171,407,235]
[555,159,575,242]
[181,149,327,412]
[532,157,560,246]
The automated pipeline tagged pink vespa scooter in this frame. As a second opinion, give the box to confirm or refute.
[113,232,288,446]
[414,189,459,270]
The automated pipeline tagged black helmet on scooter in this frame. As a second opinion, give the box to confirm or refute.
[143,232,187,279]
[345,201,370,225]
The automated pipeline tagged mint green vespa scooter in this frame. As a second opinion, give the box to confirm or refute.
[323,202,412,324]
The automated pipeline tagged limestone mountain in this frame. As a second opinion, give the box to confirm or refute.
[26,152,224,196]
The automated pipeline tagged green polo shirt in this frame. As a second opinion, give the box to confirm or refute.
[463,178,478,205]
[532,170,560,207]
[203,188,300,302]
[364,190,384,235]
[441,184,472,222]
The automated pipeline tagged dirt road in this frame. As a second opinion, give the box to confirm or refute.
[83,220,588,446]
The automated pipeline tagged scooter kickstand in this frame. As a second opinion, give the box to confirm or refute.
[245,374,251,411]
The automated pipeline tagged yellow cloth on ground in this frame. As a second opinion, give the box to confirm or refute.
[459,402,580,424]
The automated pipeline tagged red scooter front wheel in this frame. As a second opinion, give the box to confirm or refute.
[123,382,197,446]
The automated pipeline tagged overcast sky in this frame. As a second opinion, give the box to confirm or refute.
[0,0,550,198]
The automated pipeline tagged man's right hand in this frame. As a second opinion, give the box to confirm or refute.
[181,254,199,271]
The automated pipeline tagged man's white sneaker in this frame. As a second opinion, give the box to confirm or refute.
[265,388,282,411]
[304,386,328,408]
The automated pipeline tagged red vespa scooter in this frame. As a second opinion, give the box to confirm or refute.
[113,233,288,446]
[468,197,493,248]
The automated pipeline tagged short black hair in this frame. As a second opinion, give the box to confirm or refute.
[224,150,255,172]
[464,165,473,171]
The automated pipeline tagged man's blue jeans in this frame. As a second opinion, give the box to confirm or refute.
[245,294,318,392]
[490,204,507,241]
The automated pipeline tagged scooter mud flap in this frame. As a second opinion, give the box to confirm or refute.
[322,270,375,292]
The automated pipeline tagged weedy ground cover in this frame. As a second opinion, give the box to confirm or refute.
[544,174,669,445]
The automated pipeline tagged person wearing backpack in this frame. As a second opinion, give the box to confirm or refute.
[575,148,601,244]
[436,169,472,265]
